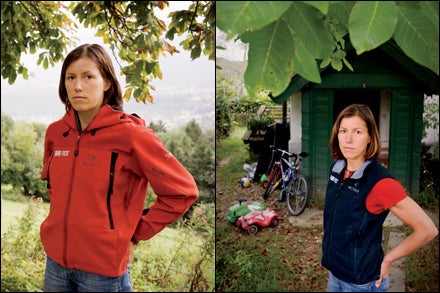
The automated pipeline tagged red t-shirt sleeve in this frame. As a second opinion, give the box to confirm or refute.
[366,178,408,214]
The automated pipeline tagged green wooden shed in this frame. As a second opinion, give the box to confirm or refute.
[271,40,439,199]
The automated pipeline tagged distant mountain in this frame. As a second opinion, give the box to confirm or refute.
[216,57,247,82]
[216,57,248,98]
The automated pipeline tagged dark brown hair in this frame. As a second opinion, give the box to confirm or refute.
[58,43,123,112]
[329,103,381,161]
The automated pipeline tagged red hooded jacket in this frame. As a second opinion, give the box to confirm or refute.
[40,105,199,277]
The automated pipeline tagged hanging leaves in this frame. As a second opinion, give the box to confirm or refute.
[217,1,439,100]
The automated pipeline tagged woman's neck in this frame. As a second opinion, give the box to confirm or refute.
[345,159,364,171]
[76,109,99,131]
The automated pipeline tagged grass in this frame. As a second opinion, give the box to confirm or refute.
[215,126,328,292]
[1,199,30,234]
[1,195,214,292]
[215,126,439,292]
[1,197,48,236]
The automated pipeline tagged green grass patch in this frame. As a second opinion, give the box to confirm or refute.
[1,195,214,292]
[1,197,48,236]
[216,126,248,162]
[216,126,254,194]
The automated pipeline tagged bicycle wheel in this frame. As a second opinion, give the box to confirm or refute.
[286,174,310,216]
[262,168,281,200]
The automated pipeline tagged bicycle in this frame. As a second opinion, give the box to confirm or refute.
[262,145,310,216]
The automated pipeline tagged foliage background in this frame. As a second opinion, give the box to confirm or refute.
[1,1,215,103]
[217,1,439,99]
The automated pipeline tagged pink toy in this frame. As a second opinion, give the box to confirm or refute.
[236,208,280,235]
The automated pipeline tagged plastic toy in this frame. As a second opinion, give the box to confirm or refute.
[260,173,268,183]
[226,197,266,224]
[239,177,250,188]
[243,162,257,179]
[235,208,280,235]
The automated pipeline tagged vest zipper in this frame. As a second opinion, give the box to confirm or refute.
[324,179,344,262]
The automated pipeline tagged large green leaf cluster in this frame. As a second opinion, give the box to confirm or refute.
[217,1,439,98]
[1,1,215,104]
[166,1,215,60]
[1,1,75,84]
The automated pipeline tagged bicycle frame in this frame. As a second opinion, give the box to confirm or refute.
[264,151,299,200]
[262,146,310,216]
[276,156,297,195]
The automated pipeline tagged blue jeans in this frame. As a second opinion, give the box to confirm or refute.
[327,272,390,292]
[43,256,133,292]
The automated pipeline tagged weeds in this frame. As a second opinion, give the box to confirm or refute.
[405,235,439,292]
[1,199,214,292]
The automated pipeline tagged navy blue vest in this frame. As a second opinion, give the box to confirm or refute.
[321,159,394,284]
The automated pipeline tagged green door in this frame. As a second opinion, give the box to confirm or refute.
[302,90,333,198]
[389,89,424,196]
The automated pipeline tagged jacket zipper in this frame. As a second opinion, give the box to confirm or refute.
[106,152,119,229]
[63,134,81,267]
[74,111,82,156]
[65,113,82,266]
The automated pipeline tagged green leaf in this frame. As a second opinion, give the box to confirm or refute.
[244,19,295,97]
[191,45,202,60]
[349,1,398,55]
[303,1,330,15]
[320,57,331,69]
[394,5,439,75]
[43,57,49,70]
[217,1,291,36]
[331,56,343,71]
[420,1,439,35]
[333,49,346,59]
[342,58,354,71]
[21,67,29,79]
[285,2,335,59]
[328,1,355,28]
[292,41,321,83]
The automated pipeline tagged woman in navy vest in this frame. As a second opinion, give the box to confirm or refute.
[321,104,438,292]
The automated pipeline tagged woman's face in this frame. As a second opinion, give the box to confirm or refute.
[65,57,109,115]
[338,115,371,162]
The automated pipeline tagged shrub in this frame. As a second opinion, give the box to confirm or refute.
[216,96,233,141]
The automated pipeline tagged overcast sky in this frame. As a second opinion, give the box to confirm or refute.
[1,2,215,130]
[216,28,248,62]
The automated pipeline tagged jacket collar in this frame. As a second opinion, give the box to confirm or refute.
[63,105,127,133]
[332,159,372,180]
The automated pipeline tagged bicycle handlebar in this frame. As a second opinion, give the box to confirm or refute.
[269,145,308,158]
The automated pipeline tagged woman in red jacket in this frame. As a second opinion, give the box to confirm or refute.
[40,43,199,292]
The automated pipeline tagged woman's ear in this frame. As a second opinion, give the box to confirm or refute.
[104,80,111,91]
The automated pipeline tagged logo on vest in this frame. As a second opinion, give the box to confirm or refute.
[330,175,339,184]
[348,185,360,193]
